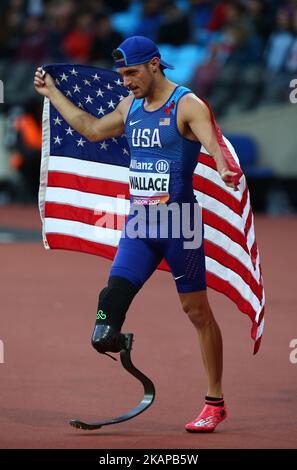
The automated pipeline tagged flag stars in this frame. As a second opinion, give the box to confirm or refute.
[105,83,113,90]
[54,116,62,125]
[112,137,118,143]
[76,137,86,147]
[60,73,69,82]
[107,99,115,109]
[85,95,93,104]
[70,68,78,76]
[92,73,101,81]
[117,95,125,101]
[73,84,81,93]
[77,102,84,109]
[100,141,109,150]
[114,78,123,86]
[66,90,72,97]
[65,126,74,136]
[55,78,60,86]
[83,79,91,86]
[97,106,105,115]
[122,147,130,156]
[53,136,63,145]
[96,88,104,97]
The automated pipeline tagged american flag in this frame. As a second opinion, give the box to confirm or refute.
[39,64,265,354]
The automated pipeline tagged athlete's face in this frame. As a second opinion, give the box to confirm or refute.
[117,63,155,98]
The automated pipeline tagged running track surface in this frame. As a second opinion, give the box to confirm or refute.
[0,204,296,449]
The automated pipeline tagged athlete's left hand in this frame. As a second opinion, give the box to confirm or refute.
[220,168,239,191]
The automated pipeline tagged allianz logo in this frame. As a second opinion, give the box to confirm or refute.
[130,159,169,173]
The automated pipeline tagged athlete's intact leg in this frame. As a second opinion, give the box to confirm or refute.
[179,289,223,398]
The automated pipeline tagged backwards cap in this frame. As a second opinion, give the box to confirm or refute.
[112,36,174,70]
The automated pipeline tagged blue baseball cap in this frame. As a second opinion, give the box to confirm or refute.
[112,36,174,70]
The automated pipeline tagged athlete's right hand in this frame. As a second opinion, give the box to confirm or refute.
[34,67,56,98]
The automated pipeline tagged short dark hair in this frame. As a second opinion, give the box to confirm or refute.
[112,49,124,62]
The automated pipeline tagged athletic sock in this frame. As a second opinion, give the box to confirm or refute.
[205,395,224,407]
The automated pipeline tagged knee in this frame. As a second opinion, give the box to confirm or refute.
[182,299,212,329]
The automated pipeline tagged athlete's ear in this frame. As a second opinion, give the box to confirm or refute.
[150,57,160,73]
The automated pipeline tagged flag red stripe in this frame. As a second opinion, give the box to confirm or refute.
[47,171,130,199]
[253,336,262,355]
[206,271,256,321]
[46,233,118,260]
[200,98,243,185]
[198,153,217,171]
[244,206,253,236]
[45,202,126,230]
[206,271,260,348]
[193,174,242,215]
[205,240,263,301]
[202,208,249,254]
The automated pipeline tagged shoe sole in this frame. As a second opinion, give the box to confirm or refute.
[185,428,215,433]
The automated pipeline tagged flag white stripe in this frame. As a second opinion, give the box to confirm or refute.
[206,257,261,313]
[44,217,122,246]
[201,136,241,165]
[39,97,51,249]
[48,155,129,182]
[195,190,244,233]
[256,317,265,341]
[45,187,130,214]
[195,163,243,201]
[205,225,261,283]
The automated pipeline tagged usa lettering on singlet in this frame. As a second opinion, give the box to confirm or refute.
[124,86,202,206]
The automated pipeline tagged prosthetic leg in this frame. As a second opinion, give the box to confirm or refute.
[69,277,156,430]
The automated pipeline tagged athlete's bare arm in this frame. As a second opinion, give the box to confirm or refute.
[179,94,239,190]
[34,67,133,142]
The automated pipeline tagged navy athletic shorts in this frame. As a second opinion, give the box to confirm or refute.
[110,203,207,293]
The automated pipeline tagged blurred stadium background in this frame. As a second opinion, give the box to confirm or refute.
[0,0,296,212]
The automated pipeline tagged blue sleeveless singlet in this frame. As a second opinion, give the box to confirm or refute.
[110,85,206,293]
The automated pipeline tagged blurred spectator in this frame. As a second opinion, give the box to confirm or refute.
[260,8,297,104]
[286,9,297,73]
[27,0,44,17]
[0,0,27,59]
[157,2,191,45]
[47,15,71,62]
[189,0,212,29]
[207,1,228,32]
[89,14,123,65]
[9,99,42,201]
[134,0,163,41]
[245,0,274,44]
[104,0,130,12]
[15,15,48,63]
[84,0,110,16]
[265,7,294,73]
[62,12,94,63]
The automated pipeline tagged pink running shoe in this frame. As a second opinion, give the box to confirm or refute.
[185,401,227,433]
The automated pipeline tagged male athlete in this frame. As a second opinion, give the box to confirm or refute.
[34,36,239,432]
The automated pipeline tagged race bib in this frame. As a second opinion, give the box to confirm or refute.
[129,158,170,205]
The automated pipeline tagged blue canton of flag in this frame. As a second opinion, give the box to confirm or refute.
[43,64,131,166]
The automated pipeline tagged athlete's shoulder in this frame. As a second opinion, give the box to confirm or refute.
[179,92,210,120]
[116,93,134,115]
